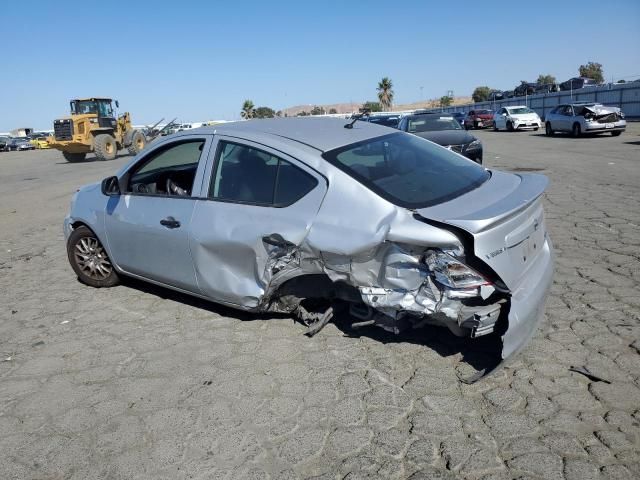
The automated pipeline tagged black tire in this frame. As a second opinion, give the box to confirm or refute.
[62,151,86,162]
[67,226,119,288]
[127,130,146,155]
[507,121,514,132]
[94,134,117,161]
[611,130,622,137]
[545,122,554,136]
[572,123,581,138]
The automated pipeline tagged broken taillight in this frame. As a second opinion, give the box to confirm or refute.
[424,250,492,289]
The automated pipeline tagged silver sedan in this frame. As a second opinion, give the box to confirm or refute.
[64,118,554,375]
[545,102,626,137]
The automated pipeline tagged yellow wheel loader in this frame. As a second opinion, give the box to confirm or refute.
[47,98,147,162]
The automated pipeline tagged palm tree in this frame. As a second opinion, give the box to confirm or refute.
[377,77,394,111]
[240,100,255,119]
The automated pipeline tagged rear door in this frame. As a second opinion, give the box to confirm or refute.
[189,137,328,308]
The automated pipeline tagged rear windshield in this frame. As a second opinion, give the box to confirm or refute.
[407,116,461,132]
[322,132,489,208]
[508,107,534,114]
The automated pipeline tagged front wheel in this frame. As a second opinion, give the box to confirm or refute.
[507,121,514,132]
[94,134,117,161]
[62,151,86,162]
[67,226,119,288]
[545,122,554,136]
[127,130,146,155]
[611,130,622,137]
[572,123,581,138]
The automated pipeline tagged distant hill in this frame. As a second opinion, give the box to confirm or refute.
[281,97,472,116]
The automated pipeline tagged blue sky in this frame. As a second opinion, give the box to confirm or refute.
[1,0,639,130]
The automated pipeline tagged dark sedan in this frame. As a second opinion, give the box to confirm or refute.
[6,138,36,151]
[398,113,483,163]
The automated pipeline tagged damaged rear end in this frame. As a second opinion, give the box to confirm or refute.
[262,132,553,376]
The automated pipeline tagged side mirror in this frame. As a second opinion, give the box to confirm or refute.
[101,176,121,196]
[501,113,507,116]
[115,100,120,108]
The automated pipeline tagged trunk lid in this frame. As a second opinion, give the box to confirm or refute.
[416,171,548,289]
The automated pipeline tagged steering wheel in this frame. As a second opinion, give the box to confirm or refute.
[166,178,188,196]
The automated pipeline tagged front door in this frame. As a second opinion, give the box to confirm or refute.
[189,137,327,308]
[104,135,212,292]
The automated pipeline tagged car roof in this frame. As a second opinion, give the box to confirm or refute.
[174,117,393,152]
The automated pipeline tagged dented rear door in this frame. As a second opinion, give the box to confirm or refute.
[189,136,328,309]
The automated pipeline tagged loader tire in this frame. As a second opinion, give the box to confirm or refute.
[127,130,146,155]
[94,134,117,161]
[62,152,86,162]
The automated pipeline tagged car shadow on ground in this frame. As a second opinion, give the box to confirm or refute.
[117,276,503,381]
[623,140,640,146]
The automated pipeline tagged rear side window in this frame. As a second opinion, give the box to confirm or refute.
[210,142,318,207]
[323,132,489,208]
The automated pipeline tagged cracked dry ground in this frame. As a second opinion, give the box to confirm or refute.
[1,125,639,480]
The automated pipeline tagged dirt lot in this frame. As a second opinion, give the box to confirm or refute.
[1,125,639,479]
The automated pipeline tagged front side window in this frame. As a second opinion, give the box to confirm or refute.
[323,132,489,208]
[127,140,205,195]
[210,142,318,207]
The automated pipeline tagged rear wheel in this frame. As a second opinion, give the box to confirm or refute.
[545,122,554,136]
[62,151,87,162]
[611,130,622,137]
[94,134,117,161]
[127,130,146,155]
[67,226,119,288]
[572,123,581,138]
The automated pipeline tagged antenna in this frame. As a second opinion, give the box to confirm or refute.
[344,109,371,129]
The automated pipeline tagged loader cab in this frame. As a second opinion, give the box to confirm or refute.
[70,98,117,129]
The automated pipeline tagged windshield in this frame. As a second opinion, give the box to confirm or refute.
[508,107,534,115]
[71,100,114,117]
[407,116,461,133]
[368,116,399,128]
[322,132,489,208]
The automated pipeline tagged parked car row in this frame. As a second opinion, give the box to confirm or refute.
[1,131,53,152]
[1,136,36,151]
[488,77,599,101]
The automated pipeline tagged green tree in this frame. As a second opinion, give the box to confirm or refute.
[240,100,255,119]
[579,62,604,83]
[536,74,556,85]
[310,105,326,115]
[361,101,382,112]
[328,108,338,114]
[254,106,275,118]
[377,77,394,111]
[472,86,491,103]
[297,110,310,117]
[439,96,453,107]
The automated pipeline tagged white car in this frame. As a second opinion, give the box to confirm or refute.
[493,106,542,132]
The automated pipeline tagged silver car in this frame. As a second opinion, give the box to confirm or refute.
[64,118,554,374]
[545,102,626,137]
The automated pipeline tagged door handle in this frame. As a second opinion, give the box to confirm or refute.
[262,233,294,248]
[160,216,181,229]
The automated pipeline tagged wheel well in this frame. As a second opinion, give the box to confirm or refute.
[71,220,90,231]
